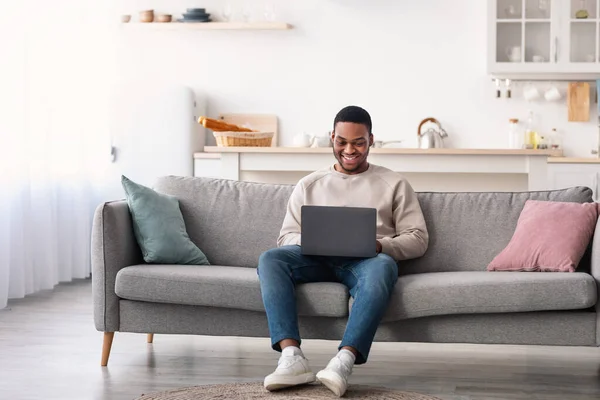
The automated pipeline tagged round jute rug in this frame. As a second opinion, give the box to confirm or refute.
[136,382,443,400]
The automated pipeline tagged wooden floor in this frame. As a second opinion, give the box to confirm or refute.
[0,280,599,400]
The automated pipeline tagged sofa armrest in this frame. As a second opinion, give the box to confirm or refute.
[591,217,600,345]
[91,200,143,332]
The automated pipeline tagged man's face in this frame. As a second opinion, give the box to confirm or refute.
[331,122,373,174]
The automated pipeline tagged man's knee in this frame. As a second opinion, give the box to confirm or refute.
[373,254,398,281]
[360,255,398,296]
[258,247,278,265]
[257,245,301,275]
[259,245,299,263]
[258,248,278,276]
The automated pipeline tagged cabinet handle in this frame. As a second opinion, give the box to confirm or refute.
[554,37,558,63]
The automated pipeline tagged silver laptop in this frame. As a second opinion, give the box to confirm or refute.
[301,205,377,258]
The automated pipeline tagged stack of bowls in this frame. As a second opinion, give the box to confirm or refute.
[179,8,212,23]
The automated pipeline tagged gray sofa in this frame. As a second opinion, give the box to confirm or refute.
[92,176,600,366]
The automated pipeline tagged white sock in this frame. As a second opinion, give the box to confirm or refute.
[282,345,303,357]
[337,349,356,366]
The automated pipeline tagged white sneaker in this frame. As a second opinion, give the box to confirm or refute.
[264,346,316,391]
[316,351,355,397]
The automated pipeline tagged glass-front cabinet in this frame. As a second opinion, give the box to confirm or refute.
[488,0,600,78]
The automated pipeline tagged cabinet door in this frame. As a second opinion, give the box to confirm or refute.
[548,164,600,201]
[488,0,560,76]
[194,158,222,179]
[558,0,600,73]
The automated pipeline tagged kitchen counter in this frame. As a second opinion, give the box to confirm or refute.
[193,147,561,191]
[547,157,600,164]
[195,147,563,157]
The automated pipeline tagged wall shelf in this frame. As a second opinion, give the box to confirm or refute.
[122,22,293,30]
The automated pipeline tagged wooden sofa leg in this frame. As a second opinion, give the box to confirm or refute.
[147,333,154,343]
[101,332,115,367]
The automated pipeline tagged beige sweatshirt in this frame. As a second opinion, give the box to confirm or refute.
[277,163,429,261]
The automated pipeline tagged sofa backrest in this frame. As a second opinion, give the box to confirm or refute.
[153,176,594,272]
[403,188,593,274]
[153,176,295,268]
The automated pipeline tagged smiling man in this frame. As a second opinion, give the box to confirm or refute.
[257,105,429,397]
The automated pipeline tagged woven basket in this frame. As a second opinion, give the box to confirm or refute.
[213,131,274,147]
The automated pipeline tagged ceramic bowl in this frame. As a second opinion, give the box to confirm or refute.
[156,14,172,23]
[139,10,154,23]
[182,12,211,20]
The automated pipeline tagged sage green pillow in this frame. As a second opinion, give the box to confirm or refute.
[121,175,210,265]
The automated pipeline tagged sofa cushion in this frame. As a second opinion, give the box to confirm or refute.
[400,187,594,275]
[121,176,210,265]
[370,271,597,322]
[488,200,598,272]
[152,176,294,268]
[115,265,349,317]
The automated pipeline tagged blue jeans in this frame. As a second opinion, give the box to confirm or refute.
[257,245,398,365]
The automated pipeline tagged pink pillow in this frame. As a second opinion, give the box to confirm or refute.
[487,200,598,272]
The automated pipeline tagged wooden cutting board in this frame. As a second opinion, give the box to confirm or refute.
[568,82,590,122]
[219,113,279,146]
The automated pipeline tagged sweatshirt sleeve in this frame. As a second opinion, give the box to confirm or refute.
[378,179,429,261]
[277,182,304,247]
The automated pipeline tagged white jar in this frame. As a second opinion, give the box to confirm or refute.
[508,118,521,149]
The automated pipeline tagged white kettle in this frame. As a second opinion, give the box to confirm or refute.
[292,132,315,147]
[292,132,331,147]
[417,117,448,149]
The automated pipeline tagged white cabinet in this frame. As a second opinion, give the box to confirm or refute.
[488,0,600,79]
[194,156,222,179]
[548,163,600,200]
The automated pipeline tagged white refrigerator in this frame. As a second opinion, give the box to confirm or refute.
[104,84,207,199]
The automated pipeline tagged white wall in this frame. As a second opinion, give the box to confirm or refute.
[115,0,598,158]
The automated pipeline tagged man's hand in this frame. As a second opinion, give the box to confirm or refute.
[376,240,382,254]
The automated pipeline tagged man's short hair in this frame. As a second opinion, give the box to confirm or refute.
[333,106,372,134]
